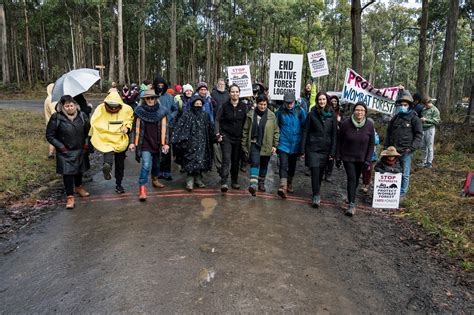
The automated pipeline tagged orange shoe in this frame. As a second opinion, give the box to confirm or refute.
[139,185,147,201]
[75,185,90,197]
[152,176,165,188]
[66,196,75,209]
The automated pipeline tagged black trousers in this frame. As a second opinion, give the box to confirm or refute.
[103,151,126,185]
[159,151,172,175]
[220,137,241,184]
[63,174,83,196]
[278,151,298,179]
[310,166,325,195]
[343,161,364,203]
[325,159,334,177]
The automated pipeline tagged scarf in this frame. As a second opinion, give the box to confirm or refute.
[383,157,397,166]
[61,108,78,122]
[351,114,366,129]
[134,102,166,122]
[251,109,267,148]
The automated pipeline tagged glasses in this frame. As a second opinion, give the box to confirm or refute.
[144,97,155,101]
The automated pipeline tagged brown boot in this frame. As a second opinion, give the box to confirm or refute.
[75,185,90,197]
[152,176,165,188]
[139,185,147,201]
[277,178,288,199]
[287,177,294,193]
[66,196,75,209]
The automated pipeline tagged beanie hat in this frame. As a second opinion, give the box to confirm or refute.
[197,81,208,90]
[182,84,193,93]
[353,101,367,113]
[174,85,182,93]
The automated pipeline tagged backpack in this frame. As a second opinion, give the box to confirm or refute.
[462,172,474,196]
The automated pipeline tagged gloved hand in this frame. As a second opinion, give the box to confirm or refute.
[364,161,371,171]
[59,146,68,153]
[335,160,342,169]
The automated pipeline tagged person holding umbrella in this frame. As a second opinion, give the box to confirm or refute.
[89,91,134,194]
[46,95,91,209]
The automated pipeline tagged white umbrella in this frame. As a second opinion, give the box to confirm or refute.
[51,68,100,102]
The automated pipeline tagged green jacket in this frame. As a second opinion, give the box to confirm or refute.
[421,106,441,129]
[241,109,280,157]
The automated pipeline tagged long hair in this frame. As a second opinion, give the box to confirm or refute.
[314,91,331,114]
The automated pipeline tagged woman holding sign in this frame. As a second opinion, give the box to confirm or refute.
[336,101,375,216]
[301,92,337,208]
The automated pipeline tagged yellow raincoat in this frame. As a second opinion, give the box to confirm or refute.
[44,83,57,124]
[89,92,134,153]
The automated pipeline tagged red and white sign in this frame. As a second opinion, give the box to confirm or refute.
[307,50,329,78]
[372,172,402,209]
[227,65,252,97]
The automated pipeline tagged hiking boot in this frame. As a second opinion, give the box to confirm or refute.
[324,174,333,183]
[361,185,369,194]
[194,176,206,188]
[66,196,75,209]
[425,163,433,168]
[152,176,165,188]
[115,185,125,194]
[231,183,240,190]
[311,195,321,208]
[102,163,112,180]
[220,184,229,193]
[258,177,266,192]
[345,202,356,216]
[277,178,288,199]
[248,185,257,196]
[139,185,147,201]
[47,153,54,160]
[163,175,173,181]
[186,176,194,192]
[74,185,90,197]
[287,177,294,193]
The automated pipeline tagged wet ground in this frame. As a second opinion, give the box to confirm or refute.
[0,153,472,313]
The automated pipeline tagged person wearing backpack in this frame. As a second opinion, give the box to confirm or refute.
[46,95,91,209]
[275,91,307,198]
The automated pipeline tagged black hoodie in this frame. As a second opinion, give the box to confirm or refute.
[153,75,168,97]
[211,87,229,113]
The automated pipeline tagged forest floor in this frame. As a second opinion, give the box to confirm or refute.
[0,106,472,312]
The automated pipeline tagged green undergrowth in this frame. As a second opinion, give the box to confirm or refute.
[400,124,473,271]
[0,109,57,198]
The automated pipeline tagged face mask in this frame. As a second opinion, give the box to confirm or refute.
[155,87,164,96]
[399,106,409,113]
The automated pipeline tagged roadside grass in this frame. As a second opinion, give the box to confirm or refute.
[0,83,107,100]
[401,124,474,271]
[0,109,57,198]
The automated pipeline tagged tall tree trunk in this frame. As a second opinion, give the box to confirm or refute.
[98,4,104,90]
[467,80,474,124]
[11,26,19,86]
[23,0,32,86]
[117,0,124,84]
[68,14,76,70]
[205,22,211,82]
[140,29,145,81]
[416,0,429,96]
[351,0,362,73]
[426,36,436,96]
[191,36,196,83]
[125,31,130,84]
[0,4,10,84]
[170,0,177,86]
[41,20,49,82]
[436,0,459,115]
[108,1,116,82]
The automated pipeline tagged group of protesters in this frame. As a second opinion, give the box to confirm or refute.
[44,75,441,216]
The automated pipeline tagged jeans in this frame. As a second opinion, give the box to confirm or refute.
[422,127,435,165]
[103,151,126,185]
[220,137,241,184]
[310,166,325,195]
[343,161,364,203]
[400,152,412,196]
[63,174,83,196]
[278,151,298,179]
[139,151,160,185]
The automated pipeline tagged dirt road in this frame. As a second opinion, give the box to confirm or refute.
[0,155,471,313]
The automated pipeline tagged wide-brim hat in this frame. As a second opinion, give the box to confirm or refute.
[381,146,401,157]
[396,90,414,106]
[141,89,159,99]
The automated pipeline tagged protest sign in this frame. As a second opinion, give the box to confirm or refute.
[227,65,252,97]
[372,172,402,209]
[269,53,303,101]
[307,50,329,78]
[341,68,399,115]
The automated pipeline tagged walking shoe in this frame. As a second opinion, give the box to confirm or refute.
[258,178,266,192]
[277,178,288,199]
[186,176,194,192]
[324,174,333,183]
[115,185,125,194]
[163,176,173,181]
[194,176,206,188]
[361,185,369,194]
[287,177,294,193]
[417,162,426,167]
[345,202,356,216]
[47,153,54,160]
[231,183,240,190]
[152,176,165,188]
[74,185,90,197]
[66,196,75,209]
[138,185,147,201]
[425,163,433,168]
[248,185,257,196]
[311,195,321,208]
[304,169,311,176]
[220,184,229,193]
[102,163,112,180]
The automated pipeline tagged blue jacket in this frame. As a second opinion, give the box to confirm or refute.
[275,102,307,154]
[372,129,380,161]
[159,93,178,122]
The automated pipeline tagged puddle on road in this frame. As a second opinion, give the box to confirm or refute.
[197,267,216,288]
[200,198,217,219]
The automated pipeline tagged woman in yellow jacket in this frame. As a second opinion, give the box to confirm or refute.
[90,91,134,193]
[44,83,57,159]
